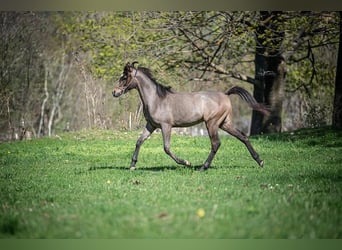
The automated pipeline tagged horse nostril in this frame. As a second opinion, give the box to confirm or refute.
[113,90,121,97]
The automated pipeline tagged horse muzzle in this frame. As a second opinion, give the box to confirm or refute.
[112,88,124,97]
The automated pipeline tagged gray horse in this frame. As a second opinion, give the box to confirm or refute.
[113,62,269,171]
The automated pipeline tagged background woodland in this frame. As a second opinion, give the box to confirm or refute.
[1,11,341,140]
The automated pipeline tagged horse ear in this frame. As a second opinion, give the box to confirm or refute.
[125,62,133,72]
[132,61,138,69]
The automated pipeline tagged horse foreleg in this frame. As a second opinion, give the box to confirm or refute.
[221,124,264,167]
[161,124,191,167]
[130,123,155,170]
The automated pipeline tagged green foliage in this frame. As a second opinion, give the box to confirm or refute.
[0,11,339,137]
[63,12,175,81]
[0,127,341,238]
[285,12,338,93]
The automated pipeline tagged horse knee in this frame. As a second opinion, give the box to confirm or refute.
[135,140,142,148]
[136,136,147,148]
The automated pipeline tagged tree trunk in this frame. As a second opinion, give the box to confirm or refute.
[48,48,70,136]
[262,55,286,133]
[333,11,342,128]
[38,65,49,137]
[250,11,285,135]
[250,32,266,135]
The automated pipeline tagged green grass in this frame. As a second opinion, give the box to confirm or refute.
[0,127,341,238]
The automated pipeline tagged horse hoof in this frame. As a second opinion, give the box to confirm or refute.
[259,160,264,167]
[130,167,136,171]
[184,160,191,166]
[198,166,208,171]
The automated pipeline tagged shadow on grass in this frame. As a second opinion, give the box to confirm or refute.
[87,164,245,172]
[88,165,192,172]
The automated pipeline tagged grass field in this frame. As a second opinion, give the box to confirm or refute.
[0,126,341,238]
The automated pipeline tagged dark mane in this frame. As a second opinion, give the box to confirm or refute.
[138,67,173,98]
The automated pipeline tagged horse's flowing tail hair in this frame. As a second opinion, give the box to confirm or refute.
[226,86,270,116]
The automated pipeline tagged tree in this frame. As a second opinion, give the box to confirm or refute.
[0,12,47,139]
[333,11,342,128]
[163,11,288,134]
[0,12,75,140]
[162,11,339,134]
[251,11,286,135]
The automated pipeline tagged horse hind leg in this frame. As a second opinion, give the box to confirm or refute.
[221,123,264,167]
[198,122,221,171]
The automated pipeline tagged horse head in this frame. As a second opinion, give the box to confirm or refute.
[112,61,139,97]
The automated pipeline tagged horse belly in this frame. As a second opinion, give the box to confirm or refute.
[167,95,204,126]
[172,104,203,126]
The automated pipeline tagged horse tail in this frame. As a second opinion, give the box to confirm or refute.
[226,86,270,116]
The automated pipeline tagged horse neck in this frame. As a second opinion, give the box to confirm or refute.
[135,73,160,109]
